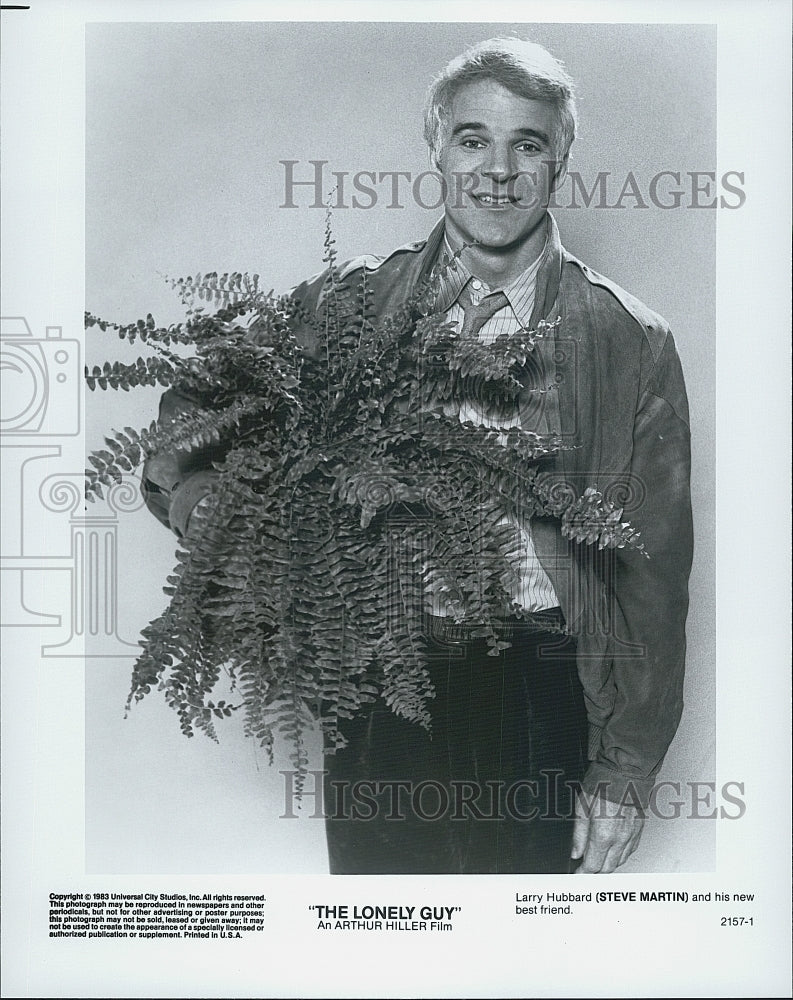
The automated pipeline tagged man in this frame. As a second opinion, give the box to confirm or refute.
[143,37,693,875]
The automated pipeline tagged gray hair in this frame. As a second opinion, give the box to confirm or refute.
[423,37,578,165]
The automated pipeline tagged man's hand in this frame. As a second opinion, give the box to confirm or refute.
[571,796,645,873]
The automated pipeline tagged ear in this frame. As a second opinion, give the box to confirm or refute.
[550,152,569,192]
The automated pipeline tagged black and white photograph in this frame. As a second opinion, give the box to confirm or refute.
[83,17,719,878]
[1,2,790,997]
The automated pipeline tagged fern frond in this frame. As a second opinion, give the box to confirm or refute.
[90,247,649,793]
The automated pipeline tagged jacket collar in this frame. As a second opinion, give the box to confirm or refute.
[433,234,547,324]
[528,213,564,328]
[402,212,564,326]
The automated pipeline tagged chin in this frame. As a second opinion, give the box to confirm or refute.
[449,208,545,252]
[468,224,537,251]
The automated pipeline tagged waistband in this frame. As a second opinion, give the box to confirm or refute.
[427,607,566,645]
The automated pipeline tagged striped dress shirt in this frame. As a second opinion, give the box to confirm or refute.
[431,238,559,613]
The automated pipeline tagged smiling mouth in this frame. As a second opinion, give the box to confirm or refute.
[474,193,519,207]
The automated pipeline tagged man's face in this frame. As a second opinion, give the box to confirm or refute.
[438,79,567,254]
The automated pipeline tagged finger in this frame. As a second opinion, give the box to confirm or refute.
[599,841,627,874]
[578,830,610,874]
[616,838,635,870]
[618,827,641,868]
[574,793,595,822]
[581,815,640,873]
[570,815,589,860]
[613,819,644,870]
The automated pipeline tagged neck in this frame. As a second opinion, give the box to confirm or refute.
[445,213,548,288]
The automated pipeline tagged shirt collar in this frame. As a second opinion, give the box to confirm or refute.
[433,219,550,326]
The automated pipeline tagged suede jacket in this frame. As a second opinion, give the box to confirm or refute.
[142,214,693,809]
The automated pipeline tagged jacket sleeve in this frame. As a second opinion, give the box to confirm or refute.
[140,387,223,537]
[581,331,694,809]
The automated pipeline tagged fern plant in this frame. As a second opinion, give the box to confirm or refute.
[85,235,646,789]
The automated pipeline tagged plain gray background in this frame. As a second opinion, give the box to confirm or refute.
[85,21,716,873]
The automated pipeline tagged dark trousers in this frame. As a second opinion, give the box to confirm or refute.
[323,620,588,874]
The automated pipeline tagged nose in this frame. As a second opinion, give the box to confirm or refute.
[481,142,516,182]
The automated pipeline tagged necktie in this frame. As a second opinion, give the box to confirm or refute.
[459,286,510,340]
[453,285,513,424]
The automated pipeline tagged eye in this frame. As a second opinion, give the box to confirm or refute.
[515,140,542,154]
[459,137,486,149]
